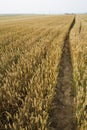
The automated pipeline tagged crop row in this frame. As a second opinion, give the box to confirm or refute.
[70,16,87,130]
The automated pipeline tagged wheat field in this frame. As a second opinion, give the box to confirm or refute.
[0,15,87,130]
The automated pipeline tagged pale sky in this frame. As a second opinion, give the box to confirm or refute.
[0,0,87,14]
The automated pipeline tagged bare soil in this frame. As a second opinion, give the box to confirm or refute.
[48,18,76,130]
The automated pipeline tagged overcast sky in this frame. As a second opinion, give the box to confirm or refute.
[0,0,87,14]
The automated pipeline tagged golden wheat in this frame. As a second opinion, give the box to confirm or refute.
[0,15,86,130]
[70,15,87,130]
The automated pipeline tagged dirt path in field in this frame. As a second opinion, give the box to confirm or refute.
[48,18,76,130]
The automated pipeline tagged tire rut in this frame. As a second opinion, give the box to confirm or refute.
[48,17,76,130]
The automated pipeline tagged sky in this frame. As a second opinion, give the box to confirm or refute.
[0,0,87,14]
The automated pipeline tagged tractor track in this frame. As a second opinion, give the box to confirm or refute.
[48,17,76,130]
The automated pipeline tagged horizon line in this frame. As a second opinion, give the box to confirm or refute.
[0,12,86,15]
